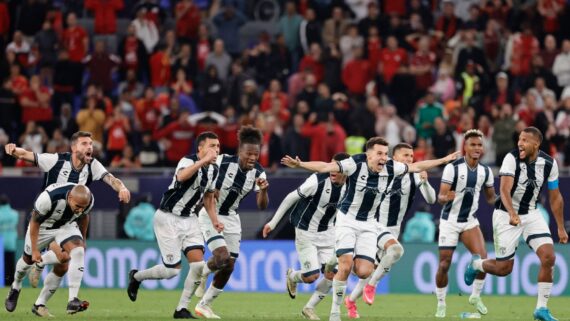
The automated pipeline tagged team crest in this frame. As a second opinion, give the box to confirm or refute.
[166,254,174,262]
[304,261,311,270]
[499,247,506,256]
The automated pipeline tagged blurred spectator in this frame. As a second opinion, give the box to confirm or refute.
[527,55,559,93]
[478,115,495,164]
[196,24,212,72]
[517,92,539,126]
[342,47,372,97]
[84,40,120,95]
[85,0,124,54]
[410,36,436,94]
[0,195,18,285]
[111,144,141,169]
[149,45,171,90]
[537,0,565,35]
[402,211,435,243]
[172,43,197,84]
[279,1,302,65]
[482,19,502,73]
[201,64,226,113]
[62,13,88,94]
[375,105,409,147]
[339,24,363,66]
[0,78,19,138]
[7,64,28,97]
[19,122,48,156]
[46,128,70,154]
[299,43,324,83]
[299,8,321,55]
[19,75,52,126]
[415,92,444,139]
[105,106,131,162]
[52,50,75,116]
[349,96,378,138]
[206,39,231,82]
[388,65,417,122]
[171,69,193,96]
[379,36,408,85]
[282,114,310,161]
[139,131,161,167]
[34,21,58,87]
[153,110,193,166]
[118,23,149,82]
[175,0,201,44]
[260,79,287,113]
[529,77,556,109]
[213,5,247,57]
[132,8,159,54]
[358,2,380,38]
[455,31,487,78]
[7,31,35,71]
[430,68,456,102]
[16,0,48,40]
[77,97,106,143]
[541,34,559,70]
[504,24,539,86]
[322,6,349,46]
[485,72,518,116]
[0,1,8,52]
[322,43,343,93]
[136,87,160,132]
[55,103,79,139]
[118,69,145,99]
[123,196,155,241]
[492,103,517,164]
[431,117,455,159]
[435,0,462,41]
[553,39,570,88]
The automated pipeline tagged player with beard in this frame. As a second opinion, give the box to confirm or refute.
[464,127,567,321]
[282,137,460,321]
[433,130,496,318]
[4,131,131,316]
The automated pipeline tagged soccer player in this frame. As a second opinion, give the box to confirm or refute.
[345,143,437,318]
[4,131,131,315]
[5,183,93,317]
[127,132,223,319]
[433,130,496,318]
[282,137,460,321]
[464,127,568,321]
[193,126,269,319]
[263,152,349,321]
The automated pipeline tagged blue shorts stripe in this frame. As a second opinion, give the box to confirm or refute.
[230,252,239,259]
[438,246,456,251]
[302,269,320,278]
[496,252,516,261]
[336,248,354,257]
[206,235,224,245]
[354,254,375,264]
[183,245,204,255]
[162,259,181,268]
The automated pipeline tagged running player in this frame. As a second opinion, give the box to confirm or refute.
[345,143,437,318]
[127,132,222,319]
[193,126,269,319]
[5,183,93,316]
[263,153,349,321]
[464,127,567,321]
[282,137,460,321]
[434,130,496,318]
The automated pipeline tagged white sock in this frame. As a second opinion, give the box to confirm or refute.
[369,244,403,285]
[288,270,303,283]
[305,278,333,309]
[331,280,347,314]
[349,277,369,301]
[35,271,62,306]
[134,264,179,281]
[471,279,485,298]
[12,258,33,290]
[436,287,447,306]
[200,284,223,305]
[536,282,552,309]
[473,258,486,272]
[202,264,212,277]
[37,250,61,268]
[177,261,204,311]
[67,247,85,301]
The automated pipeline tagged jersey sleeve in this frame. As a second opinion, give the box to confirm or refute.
[215,154,224,167]
[485,167,495,188]
[90,159,109,181]
[499,153,516,177]
[175,157,195,181]
[392,160,409,176]
[413,173,422,186]
[441,164,454,185]
[547,160,559,190]
[33,191,52,216]
[337,156,357,176]
[254,171,267,192]
[206,165,219,193]
[35,153,59,172]
[297,174,319,198]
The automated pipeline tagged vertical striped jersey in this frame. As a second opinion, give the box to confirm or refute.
[337,154,408,222]
[33,182,94,229]
[289,173,346,232]
[214,154,266,216]
[378,173,428,228]
[440,157,494,222]
[495,150,558,214]
[35,152,109,188]
[159,154,219,216]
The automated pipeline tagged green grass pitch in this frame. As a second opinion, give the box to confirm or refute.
[2,287,569,320]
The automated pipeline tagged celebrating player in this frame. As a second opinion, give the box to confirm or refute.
[5,183,93,316]
[263,153,349,321]
[127,132,222,319]
[282,137,460,321]
[345,143,437,318]
[464,127,568,321]
[434,130,496,318]
[194,126,269,318]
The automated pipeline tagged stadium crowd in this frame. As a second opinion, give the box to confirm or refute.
[1,0,570,171]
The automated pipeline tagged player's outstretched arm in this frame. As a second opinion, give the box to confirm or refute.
[408,151,461,173]
[499,175,520,225]
[262,190,301,238]
[4,143,35,162]
[281,155,340,173]
[418,172,437,204]
[256,178,269,210]
[548,188,568,243]
[103,173,131,203]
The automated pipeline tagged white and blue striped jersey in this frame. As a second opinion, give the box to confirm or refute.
[337,154,408,222]
[288,173,346,232]
[214,154,266,216]
[440,157,494,222]
[159,154,219,216]
[378,173,434,228]
[35,152,109,189]
[496,150,558,215]
[33,183,94,230]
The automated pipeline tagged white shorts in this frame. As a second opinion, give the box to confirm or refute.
[24,222,82,256]
[154,209,204,267]
[334,212,377,263]
[493,209,553,261]
[376,225,400,262]
[198,208,241,258]
[438,218,480,249]
[295,228,335,276]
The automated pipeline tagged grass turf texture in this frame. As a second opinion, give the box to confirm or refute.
[2,288,569,320]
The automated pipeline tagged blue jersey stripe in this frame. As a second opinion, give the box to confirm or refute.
[457,167,478,222]
[517,161,536,215]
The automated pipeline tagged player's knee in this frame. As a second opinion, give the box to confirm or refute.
[353,265,373,279]
[324,271,335,280]
[496,261,513,276]
[213,248,231,270]
[388,244,404,261]
[438,259,451,273]
[58,251,70,263]
[541,252,556,267]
